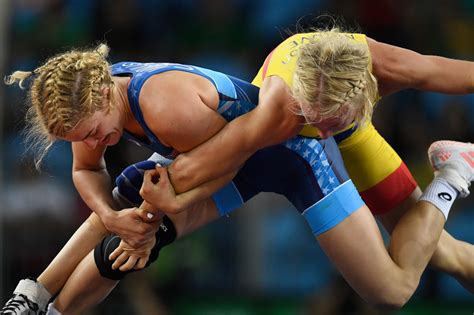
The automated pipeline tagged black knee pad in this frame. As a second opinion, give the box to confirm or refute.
[94,216,177,281]
[94,235,127,280]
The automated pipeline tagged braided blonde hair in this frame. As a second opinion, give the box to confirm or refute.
[4,44,113,168]
[292,28,378,127]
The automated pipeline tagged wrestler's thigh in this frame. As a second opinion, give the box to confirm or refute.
[316,205,405,304]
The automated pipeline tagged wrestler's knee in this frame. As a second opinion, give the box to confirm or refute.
[94,216,177,280]
[93,235,159,280]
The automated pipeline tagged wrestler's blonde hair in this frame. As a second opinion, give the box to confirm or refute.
[292,28,378,127]
[4,43,113,168]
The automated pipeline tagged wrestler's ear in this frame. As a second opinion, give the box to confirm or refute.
[101,86,111,100]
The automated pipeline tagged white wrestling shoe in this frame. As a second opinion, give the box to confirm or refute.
[1,294,40,315]
[1,279,51,315]
[428,140,474,198]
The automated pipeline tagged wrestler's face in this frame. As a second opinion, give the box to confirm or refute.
[62,91,124,149]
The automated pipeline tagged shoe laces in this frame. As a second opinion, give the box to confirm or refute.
[1,294,39,314]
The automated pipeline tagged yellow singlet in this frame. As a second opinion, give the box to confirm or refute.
[251,32,417,214]
[252,32,369,137]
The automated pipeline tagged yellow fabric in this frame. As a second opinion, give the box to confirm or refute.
[252,32,401,192]
[252,32,369,89]
[251,32,370,138]
[338,122,402,191]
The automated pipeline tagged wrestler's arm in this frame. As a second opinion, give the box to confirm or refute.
[139,77,243,204]
[168,76,304,193]
[35,164,162,297]
[72,143,114,219]
[72,142,158,247]
[368,37,474,97]
[140,165,236,214]
[21,78,237,308]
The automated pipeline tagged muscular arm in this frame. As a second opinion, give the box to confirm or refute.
[168,76,304,193]
[72,142,158,246]
[140,165,237,214]
[72,142,115,219]
[368,37,474,96]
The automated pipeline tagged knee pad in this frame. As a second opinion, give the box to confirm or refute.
[94,216,177,280]
[94,235,127,280]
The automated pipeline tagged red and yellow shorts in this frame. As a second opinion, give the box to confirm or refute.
[336,122,417,215]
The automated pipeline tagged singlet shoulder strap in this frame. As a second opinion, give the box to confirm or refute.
[111,62,174,157]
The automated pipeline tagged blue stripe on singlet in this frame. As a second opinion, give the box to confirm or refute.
[284,137,363,235]
[303,180,364,235]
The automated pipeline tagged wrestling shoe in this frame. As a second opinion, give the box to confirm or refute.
[1,294,40,314]
[0,279,51,315]
[428,140,474,198]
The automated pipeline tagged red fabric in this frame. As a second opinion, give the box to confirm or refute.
[360,162,417,215]
[261,49,275,80]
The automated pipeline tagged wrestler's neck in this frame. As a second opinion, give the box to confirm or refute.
[112,76,134,128]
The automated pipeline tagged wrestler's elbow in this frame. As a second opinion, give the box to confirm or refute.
[169,155,200,193]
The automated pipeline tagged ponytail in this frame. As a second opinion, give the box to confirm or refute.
[4,71,35,89]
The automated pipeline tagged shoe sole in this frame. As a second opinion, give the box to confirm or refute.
[428,140,474,170]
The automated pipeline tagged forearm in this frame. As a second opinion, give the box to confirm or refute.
[169,113,262,193]
[141,165,237,214]
[168,198,220,237]
[73,168,117,222]
[169,170,238,212]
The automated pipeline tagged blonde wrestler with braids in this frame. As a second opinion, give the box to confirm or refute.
[2,26,474,314]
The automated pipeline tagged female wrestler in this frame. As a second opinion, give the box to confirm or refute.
[2,32,473,313]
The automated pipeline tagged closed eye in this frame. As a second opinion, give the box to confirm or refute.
[82,128,98,141]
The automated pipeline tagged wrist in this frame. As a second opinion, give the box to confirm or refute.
[98,208,117,230]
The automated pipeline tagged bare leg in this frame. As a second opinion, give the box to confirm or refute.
[54,252,118,315]
[51,199,219,313]
[318,201,445,308]
[0,213,110,313]
[379,188,474,292]
[38,213,109,295]
[322,139,474,308]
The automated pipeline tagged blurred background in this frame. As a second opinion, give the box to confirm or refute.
[0,0,473,314]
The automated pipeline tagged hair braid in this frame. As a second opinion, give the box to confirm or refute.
[293,28,378,127]
[342,79,367,104]
[5,43,113,169]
